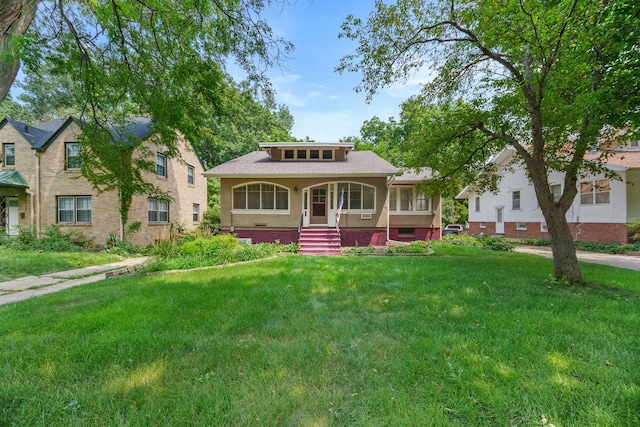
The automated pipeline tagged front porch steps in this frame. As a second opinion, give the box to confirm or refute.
[298,228,342,255]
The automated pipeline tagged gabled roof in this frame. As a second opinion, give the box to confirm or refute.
[0,117,55,149]
[204,150,398,178]
[455,145,640,199]
[1,116,154,151]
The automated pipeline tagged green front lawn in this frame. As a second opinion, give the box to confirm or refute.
[0,250,638,426]
[0,248,125,282]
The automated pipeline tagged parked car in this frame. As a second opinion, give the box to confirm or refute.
[443,224,465,235]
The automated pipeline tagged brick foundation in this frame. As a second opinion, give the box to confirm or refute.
[224,228,300,244]
[468,222,629,243]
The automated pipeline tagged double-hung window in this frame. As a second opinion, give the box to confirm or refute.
[156,153,166,177]
[475,196,481,212]
[187,165,195,185]
[193,203,199,222]
[512,190,521,210]
[580,179,610,205]
[65,143,81,169]
[148,199,169,223]
[2,143,15,167]
[57,196,92,224]
[550,184,561,202]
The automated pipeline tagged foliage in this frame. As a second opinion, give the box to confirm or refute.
[442,234,513,251]
[338,0,640,284]
[574,241,640,255]
[386,240,430,254]
[0,247,123,282]
[0,225,83,252]
[342,246,377,255]
[146,233,294,271]
[0,256,638,425]
[628,218,640,243]
[441,197,468,227]
[102,232,135,256]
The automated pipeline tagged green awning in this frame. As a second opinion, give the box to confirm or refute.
[0,171,29,188]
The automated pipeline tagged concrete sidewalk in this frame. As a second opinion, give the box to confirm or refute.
[0,257,150,306]
[514,246,640,271]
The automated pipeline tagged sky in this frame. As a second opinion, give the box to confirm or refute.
[248,0,426,142]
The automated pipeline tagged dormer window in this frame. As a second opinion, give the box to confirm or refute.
[284,149,294,159]
[297,150,307,159]
[323,150,332,160]
[310,149,319,159]
[630,140,639,148]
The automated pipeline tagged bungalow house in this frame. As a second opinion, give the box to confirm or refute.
[203,142,441,253]
[0,116,207,247]
[456,141,640,243]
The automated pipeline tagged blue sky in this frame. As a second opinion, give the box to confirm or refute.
[253,0,425,142]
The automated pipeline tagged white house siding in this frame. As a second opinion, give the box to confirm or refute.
[466,165,631,243]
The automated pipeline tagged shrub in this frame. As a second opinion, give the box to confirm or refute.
[442,234,481,247]
[478,237,514,251]
[342,246,377,255]
[628,218,640,243]
[386,240,431,254]
[179,234,240,257]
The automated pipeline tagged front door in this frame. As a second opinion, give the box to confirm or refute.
[310,185,328,225]
[0,197,19,236]
[495,207,504,234]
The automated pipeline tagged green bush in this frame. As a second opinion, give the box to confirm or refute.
[627,218,640,243]
[179,234,239,257]
[442,234,512,251]
[478,237,514,251]
[442,234,482,247]
[386,240,431,254]
[342,246,377,255]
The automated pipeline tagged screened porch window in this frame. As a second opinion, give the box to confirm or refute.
[233,183,289,211]
[337,182,375,211]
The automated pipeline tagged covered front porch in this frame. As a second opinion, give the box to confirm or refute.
[0,171,30,236]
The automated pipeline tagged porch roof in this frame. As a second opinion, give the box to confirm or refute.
[0,171,29,188]
[204,150,398,178]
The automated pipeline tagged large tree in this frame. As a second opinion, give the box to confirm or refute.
[1,0,291,138]
[338,0,640,284]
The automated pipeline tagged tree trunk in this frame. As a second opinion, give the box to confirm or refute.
[543,205,583,284]
[0,0,40,103]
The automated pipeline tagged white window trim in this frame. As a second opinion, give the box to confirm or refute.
[156,153,167,177]
[57,195,92,224]
[511,189,521,210]
[231,182,291,213]
[187,165,195,185]
[337,181,377,213]
[148,199,169,224]
[541,222,548,232]
[516,222,527,230]
[389,185,432,214]
[580,179,610,205]
[2,143,16,167]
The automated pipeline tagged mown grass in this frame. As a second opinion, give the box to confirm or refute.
[0,248,125,282]
[0,250,638,426]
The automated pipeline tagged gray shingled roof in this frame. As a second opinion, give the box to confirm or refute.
[393,168,433,183]
[204,150,398,178]
[2,116,153,150]
[5,118,55,149]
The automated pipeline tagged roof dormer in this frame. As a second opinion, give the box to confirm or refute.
[259,142,353,162]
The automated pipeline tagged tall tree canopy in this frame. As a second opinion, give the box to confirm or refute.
[339,0,640,284]
[1,0,291,138]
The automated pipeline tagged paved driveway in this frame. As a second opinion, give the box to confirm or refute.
[514,246,640,271]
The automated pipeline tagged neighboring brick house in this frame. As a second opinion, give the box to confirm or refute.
[203,142,441,247]
[0,116,207,247]
[456,143,640,243]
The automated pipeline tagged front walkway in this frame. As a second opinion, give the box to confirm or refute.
[0,257,150,306]
[514,246,640,271]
